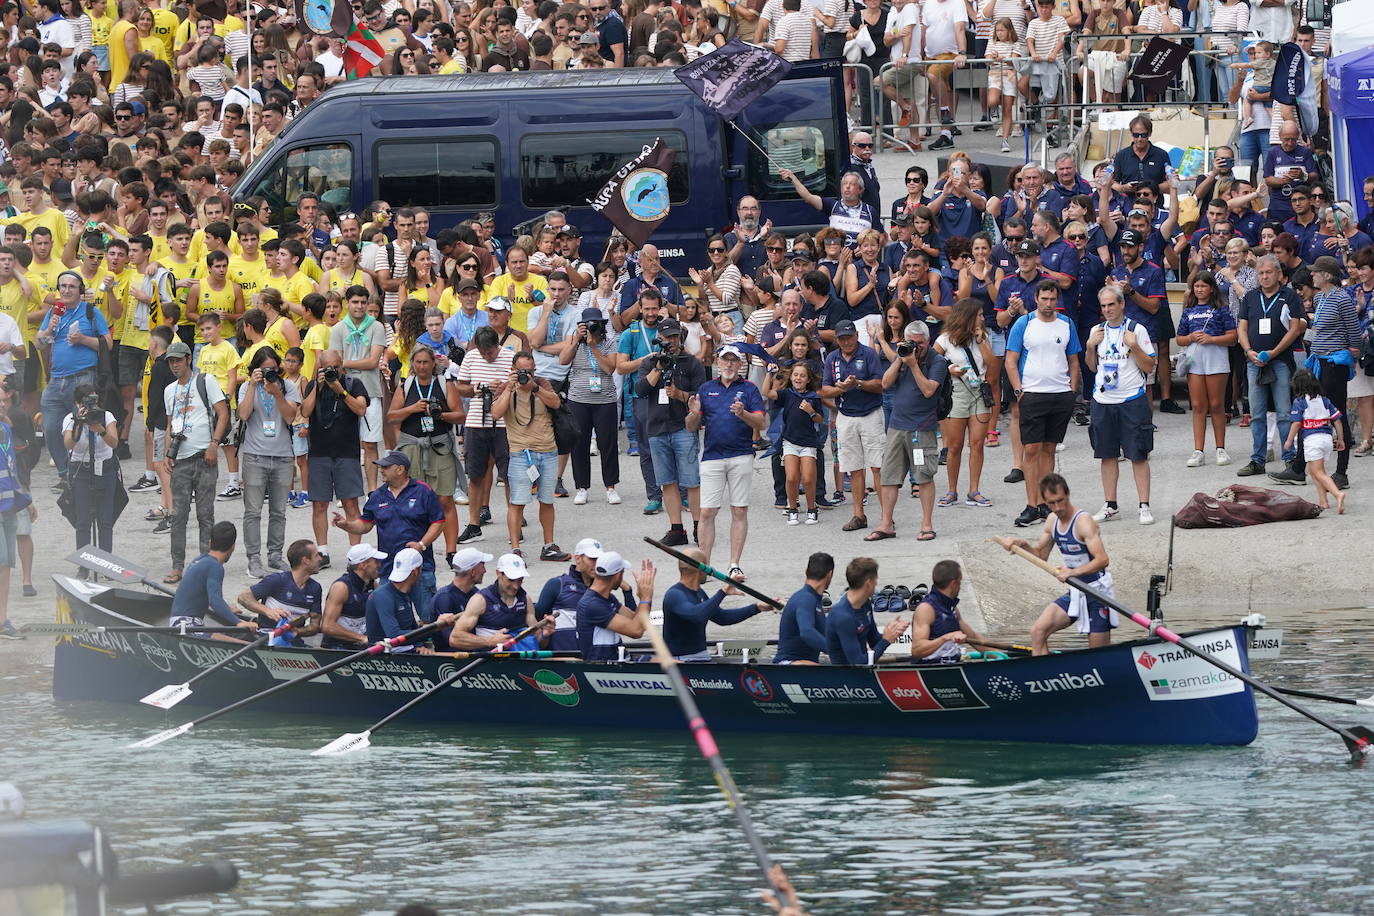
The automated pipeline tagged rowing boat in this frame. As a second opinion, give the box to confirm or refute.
[50,575,1262,747]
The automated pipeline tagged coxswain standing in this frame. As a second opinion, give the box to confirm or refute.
[823,557,910,665]
[168,521,259,642]
[997,473,1116,655]
[533,538,605,653]
[908,560,985,663]
[662,547,774,662]
[447,552,548,651]
[576,553,655,662]
[365,547,457,654]
[772,552,834,665]
[320,544,387,650]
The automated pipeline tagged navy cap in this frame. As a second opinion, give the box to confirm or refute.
[373,451,411,469]
[835,320,858,337]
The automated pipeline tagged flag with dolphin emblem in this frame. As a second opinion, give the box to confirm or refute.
[296,0,354,37]
[673,38,792,122]
[588,138,677,249]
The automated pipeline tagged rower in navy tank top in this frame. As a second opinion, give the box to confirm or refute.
[434,547,493,650]
[533,540,611,654]
[908,560,986,664]
[448,553,543,651]
[321,545,384,650]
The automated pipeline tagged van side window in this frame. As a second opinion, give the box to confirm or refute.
[375,138,498,208]
[519,131,689,211]
[747,123,835,202]
[248,142,353,225]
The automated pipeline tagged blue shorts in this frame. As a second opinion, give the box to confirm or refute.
[93,45,110,70]
[508,448,559,505]
[648,428,701,488]
[988,327,1007,358]
[1053,593,1116,631]
[1088,394,1153,461]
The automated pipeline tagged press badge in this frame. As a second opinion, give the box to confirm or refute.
[526,459,541,483]
[588,374,603,394]
[169,416,185,436]
[261,418,278,438]
[913,448,925,466]
[1100,360,1120,392]
[659,387,670,405]
[1258,318,1272,336]
[419,415,435,434]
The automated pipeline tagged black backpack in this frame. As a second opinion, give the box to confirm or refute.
[934,354,955,420]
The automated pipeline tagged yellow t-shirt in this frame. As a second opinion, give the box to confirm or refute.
[236,338,272,381]
[320,267,367,294]
[197,339,239,397]
[190,231,236,265]
[437,287,489,317]
[108,20,136,88]
[106,267,138,346]
[0,278,32,345]
[301,322,331,379]
[264,315,295,359]
[5,208,70,253]
[90,2,116,46]
[139,32,170,66]
[300,258,322,283]
[276,271,317,328]
[26,258,64,310]
[195,277,241,340]
[160,256,200,340]
[230,228,278,256]
[229,255,270,298]
[148,232,171,264]
[486,272,548,333]
[151,8,179,59]
[438,59,465,75]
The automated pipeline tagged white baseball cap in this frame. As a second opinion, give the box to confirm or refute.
[346,544,387,566]
[451,547,493,572]
[717,344,744,361]
[495,553,529,579]
[388,547,424,582]
[486,296,512,312]
[573,538,604,559]
[594,551,628,577]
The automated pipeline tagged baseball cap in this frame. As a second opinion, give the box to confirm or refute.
[495,552,529,579]
[578,30,599,45]
[373,450,411,469]
[1117,229,1143,247]
[594,551,628,577]
[165,340,192,360]
[573,538,604,558]
[1014,240,1041,256]
[755,275,777,296]
[834,319,858,338]
[717,344,744,360]
[1311,255,1344,278]
[451,547,493,572]
[581,306,606,323]
[556,225,582,238]
[50,178,72,202]
[388,547,423,582]
[891,212,914,226]
[456,278,480,293]
[128,99,146,116]
[486,296,512,312]
[656,317,682,337]
[346,544,387,565]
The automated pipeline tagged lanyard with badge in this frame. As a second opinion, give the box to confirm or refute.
[416,377,438,433]
[1257,290,1283,338]
[1099,322,1126,393]
[170,377,194,438]
[257,382,278,438]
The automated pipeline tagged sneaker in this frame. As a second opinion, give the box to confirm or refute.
[1269,467,1306,485]
[1092,504,1120,522]
[455,490,470,506]
[116,441,132,460]
[247,555,266,578]
[1013,505,1041,527]
[478,505,493,525]
[217,483,243,500]
[1139,505,1155,525]
[555,479,569,498]
[1073,408,1090,427]
[606,488,622,505]
[1215,447,1232,467]
[0,620,22,639]
[642,498,662,515]
[457,524,484,544]
[317,550,331,570]
[830,490,845,503]
[540,543,571,562]
[929,133,954,150]
[805,509,819,524]
[1055,441,1067,452]
[1236,461,1266,477]
[574,488,588,505]
[267,554,288,571]
[1004,467,1025,484]
[786,510,799,526]
[153,517,171,533]
[815,493,837,509]
[625,444,638,457]
[1159,399,1186,415]
[662,527,689,547]
[938,447,948,466]
[287,489,297,504]
[1187,449,1204,468]
[1038,503,1050,519]
[973,115,993,131]
[291,491,309,508]
[1334,471,1350,490]
[128,475,158,492]
[21,584,36,597]
[1000,139,1011,153]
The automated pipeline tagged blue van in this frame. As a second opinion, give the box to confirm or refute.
[235,62,848,273]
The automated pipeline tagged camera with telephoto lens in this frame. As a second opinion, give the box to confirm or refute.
[447,340,465,366]
[80,390,101,415]
[585,319,607,339]
[322,366,340,384]
[896,341,915,357]
[653,350,676,371]
[428,398,446,417]
[516,368,532,386]
[263,367,281,386]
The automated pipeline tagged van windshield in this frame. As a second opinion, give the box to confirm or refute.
[746,121,835,202]
[247,142,353,225]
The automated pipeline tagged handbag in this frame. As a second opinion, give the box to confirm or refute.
[549,381,581,455]
[960,344,993,411]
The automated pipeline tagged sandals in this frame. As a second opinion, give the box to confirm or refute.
[863,528,896,541]
[917,529,937,541]
[162,570,182,584]
[145,506,168,521]
[1354,441,1374,457]
[727,565,747,583]
[986,429,1001,447]
[965,491,992,507]
[937,491,958,507]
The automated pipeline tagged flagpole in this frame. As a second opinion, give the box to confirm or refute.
[244,4,254,143]
[724,118,791,176]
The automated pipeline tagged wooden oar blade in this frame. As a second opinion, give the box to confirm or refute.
[312,731,371,757]
[139,683,191,710]
[127,722,194,749]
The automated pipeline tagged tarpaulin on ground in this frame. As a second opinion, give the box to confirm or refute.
[1173,484,1322,528]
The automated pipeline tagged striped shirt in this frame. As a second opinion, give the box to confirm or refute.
[1209,1,1249,54]
[775,10,815,61]
[1026,14,1069,60]
[987,0,1028,39]
[1309,287,1363,357]
[456,348,515,428]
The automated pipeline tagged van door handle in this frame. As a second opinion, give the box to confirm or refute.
[721,166,743,180]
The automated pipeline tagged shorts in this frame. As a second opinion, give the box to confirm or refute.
[1028,59,1062,102]
[700,453,753,509]
[307,455,365,502]
[988,62,1017,96]
[782,440,818,460]
[360,398,383,444]
[16,506,31,537]
[1154,307,1177,342]
[1350,371,1374,399]
[1303,432,1334,463]
[117,345,148,387]
[836,410,884,472]
[508,448,559,505]
[1053,591,1117,631]
[152,428,167,462]
[1186,342,1230,376]
[0,510,17,567]
[988,328,1007,358]
[1018,390,1075,445]
[881,427,938,487]
[8,359,22,394]
[464,426,510,480]
[947,377,991,420]
[1089,395,1154,461]
[649,428,701,489]
[1085,49,1127,94]
[291,423,309,457]
[926,52,958,82]
[399,440,458,496]
[93,45,110,70]
[881,61,927,100]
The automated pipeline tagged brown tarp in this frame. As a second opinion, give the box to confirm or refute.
[1174,484,1322,529]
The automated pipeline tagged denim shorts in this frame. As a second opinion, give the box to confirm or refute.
[987,328,1007,358]
[648,428,701,488]
[508,448,559,505]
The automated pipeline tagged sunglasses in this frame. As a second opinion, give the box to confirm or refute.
[1131,132,1150,138]
[1066,234,1087,241]
[114,114,131,120]
[455,34,468,40]
[906,177,924,183]
[1004,235,1025,243]
[460,262,478,269]
[401,52,414,57]
[854,142,873,149]
[766,246,785,252]
[708,246,726,253]
[792,253,814,261]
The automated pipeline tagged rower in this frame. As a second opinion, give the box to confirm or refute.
[168,521,259,642]
[448,553,545,651]
[999,473,1115,654]
[534,538,610,653]
[823,557,910,665]
[576,552,655,662]
[236,538,325,646]
[365,547,458,654]
[437,547,492,650]
[772,552,834,665]
[663,547,773,662]
[320,544,387,650]
[908,560,984,663]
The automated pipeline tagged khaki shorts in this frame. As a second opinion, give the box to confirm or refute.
[947,377,992,420]
[881,61,927,101]
[881,427,938,487]
[399,440,458,497]
[700,454,753,509]
[926,52,958,82]
[836,410,885,473]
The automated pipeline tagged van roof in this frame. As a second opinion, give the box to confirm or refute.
[323,69,688,98]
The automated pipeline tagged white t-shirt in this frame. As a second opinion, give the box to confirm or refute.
[921,0,967,57]
[886,2,921,62]
[1007,312,1081,393]
[1090,320,1155,405]
[935,332,988,379]
[1248,0,1295,44]
[0,313,21,376]
[317,50,345,80]
[163,372,227,454]
[63,410,117,464]
[39,18,76,77]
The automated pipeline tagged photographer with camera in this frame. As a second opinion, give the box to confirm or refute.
[490,351,571,562]
[161,340,230,585]
[61,383,121,554]
[634,318,707,547]
[389,344,464,561]
[301,350,370,569]
[561,307,622,507]
[869,322,948,542]
[615,288,668,513]
[237,347,302,579]
[455,326,516,545]
[39,271,113,475]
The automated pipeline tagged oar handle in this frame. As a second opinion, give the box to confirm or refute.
[180,614,312,689]
[643,538,783,609]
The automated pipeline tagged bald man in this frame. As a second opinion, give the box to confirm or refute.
[660,547,776,661]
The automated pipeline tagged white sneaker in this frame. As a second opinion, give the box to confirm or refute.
[606,488,621,505]
[455,490,469,506]
[590,440,599,457]
[1186,449,1204,468]
[786,510,799,526]
[1092,504,1119,522]
[1056,441,1067,452]
[1001,139,1011,153]
[1215,447,1232,466]
[1139,505,1155,525]
[573,488,588,505]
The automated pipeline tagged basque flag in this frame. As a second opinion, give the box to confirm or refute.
[343,23,384,79]
[673,38,791,122]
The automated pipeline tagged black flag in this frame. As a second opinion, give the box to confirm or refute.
[1130,36,1189,96]
[674,38,792,122]
[296,0,354,37]
[588,139,677,250]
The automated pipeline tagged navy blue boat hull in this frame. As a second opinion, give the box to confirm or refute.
[50,577,1260,747]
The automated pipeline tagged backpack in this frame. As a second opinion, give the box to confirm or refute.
[934,353,955,420]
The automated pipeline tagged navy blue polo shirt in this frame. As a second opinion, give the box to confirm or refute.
[931,185,986,243]
[1040,238,1079,297]
[617,273,683,315]
[1110,261,1167,330]
[1234,211,1264,246]
[361,477,445,575]
[1262,145,1317,222]
[823,343,883,417]
[1283,214,1321,253]
[775,387,825,448]
[698,376,765,461]
[1112,143,1171,188]
[811,294,850,338]
[995,269,1060,314]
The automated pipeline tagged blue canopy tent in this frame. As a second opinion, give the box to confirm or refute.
[1328,46,1374,223]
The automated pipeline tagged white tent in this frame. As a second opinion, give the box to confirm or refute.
[1331,0,1374,57]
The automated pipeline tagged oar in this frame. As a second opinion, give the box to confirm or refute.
[1273,686,1374,708]
[312,622,544,756]
[643,538,783,609]
[437,650,575,659]
[139,615,312,710]
[65,546,177,595]
[127,621,444,749]
[996,537,1374,761]
[638,610,783,899]
[21,623,249,636]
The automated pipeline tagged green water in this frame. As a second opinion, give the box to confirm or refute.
[4,611,1374,915]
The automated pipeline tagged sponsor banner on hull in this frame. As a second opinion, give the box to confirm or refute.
[780,682,882,705]
[586,672,675,696]
[875,667,988,712]
[137,633,178,673]
[521,669,582,707]
[1132,629,1245,701]
[1247,629,1284,660]
[256,651,333,684]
